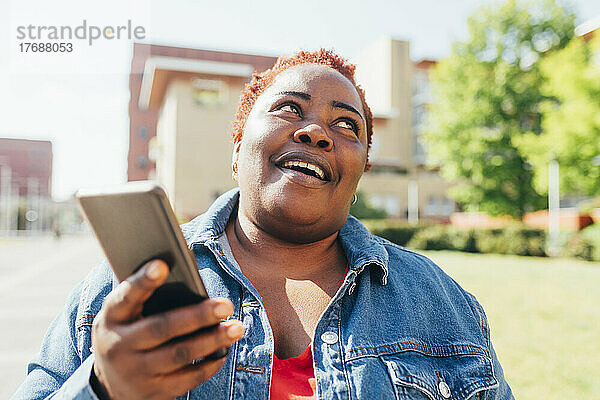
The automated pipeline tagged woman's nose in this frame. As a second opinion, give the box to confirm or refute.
[293,124,333,151]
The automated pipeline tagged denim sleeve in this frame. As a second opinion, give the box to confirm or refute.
[10,280,100,400]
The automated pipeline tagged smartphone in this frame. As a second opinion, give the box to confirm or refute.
[76,181,228,359]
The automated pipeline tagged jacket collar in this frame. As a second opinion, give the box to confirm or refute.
[338,215,389,285]
[183,188,240,244]
[183,188,388,285]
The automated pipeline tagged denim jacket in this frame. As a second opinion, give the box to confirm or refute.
[13,188,513,400]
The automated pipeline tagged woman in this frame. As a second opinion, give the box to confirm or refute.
[13,50,513,400]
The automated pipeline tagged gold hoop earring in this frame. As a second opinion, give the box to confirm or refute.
[352,193,358,205]
[232,163,238,181]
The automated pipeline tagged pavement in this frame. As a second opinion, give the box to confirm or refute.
[0,234,105,399]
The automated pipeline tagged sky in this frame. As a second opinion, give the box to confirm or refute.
[1,0,599,200]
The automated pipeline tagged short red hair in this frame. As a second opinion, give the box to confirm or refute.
[232,49,374,169]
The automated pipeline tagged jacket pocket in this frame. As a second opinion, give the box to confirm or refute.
[381,349,498,400]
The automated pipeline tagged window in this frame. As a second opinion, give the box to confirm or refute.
[412,106,428,163]
[412,107,425,127]
[192,78,225,107]
[414,140,427,162]
[138,126,149,139]
[137,155,148,169]
[369,194,400,216]
[425,196,455,216]
[413,70,429,98]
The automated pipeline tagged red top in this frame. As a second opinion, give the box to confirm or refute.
[270,345,317,400]
[269,264,349,400]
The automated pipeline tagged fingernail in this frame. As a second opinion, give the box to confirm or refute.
[214,302,232,319]
[226,321,244,339]
[146,261,163,279]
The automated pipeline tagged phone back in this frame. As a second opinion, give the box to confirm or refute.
[77,182,209,312]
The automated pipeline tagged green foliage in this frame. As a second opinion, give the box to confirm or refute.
[515,36,600,197]
[580,224,600,261]
[424,0,575,218]
[567,224,600,261]
[577,197,600,214]
[473,224,546,256]
[366,219,546,256]
[407,226,478,252]
[407,226,454,250]
[365,218,600,259]
[349,192,387,220]
[362,220,429,246]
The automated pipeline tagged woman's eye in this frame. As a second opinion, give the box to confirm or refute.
[277,103,300,115]
[335,119,358,133]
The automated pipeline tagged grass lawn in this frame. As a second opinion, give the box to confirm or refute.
[420,251,600,400]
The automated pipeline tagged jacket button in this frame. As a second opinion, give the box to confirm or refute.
[320,331,338,344]
[438,380,451,399]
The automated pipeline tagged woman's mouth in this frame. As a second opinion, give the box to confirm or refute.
[279,160,327,181]
[273,151,334,187]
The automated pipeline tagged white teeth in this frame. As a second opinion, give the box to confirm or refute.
[281,160,325,180]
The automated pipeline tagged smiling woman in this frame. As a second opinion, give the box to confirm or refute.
[13,50,514,400]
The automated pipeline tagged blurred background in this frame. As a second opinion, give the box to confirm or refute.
[1,0,599,398]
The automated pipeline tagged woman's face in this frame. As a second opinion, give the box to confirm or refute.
[233,64,368,243]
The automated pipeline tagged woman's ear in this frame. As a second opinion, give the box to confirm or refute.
[231,142,241,181]
[231,141,241,166]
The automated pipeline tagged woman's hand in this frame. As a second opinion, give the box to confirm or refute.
[90,260,244,400]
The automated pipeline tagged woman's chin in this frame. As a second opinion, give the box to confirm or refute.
[267,223,339,244]
[240,185,348,243]
[275,199,327,223]
[261,205,345,244]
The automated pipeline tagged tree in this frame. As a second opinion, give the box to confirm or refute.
[424,0,575,217]
[515,36,600,197]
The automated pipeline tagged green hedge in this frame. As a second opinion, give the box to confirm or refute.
[472,225,546,257]
[408,226,479,253]
[363,219,600,259]
[362,220,548,257]
[362,220,432,246]
[567,224,600,261]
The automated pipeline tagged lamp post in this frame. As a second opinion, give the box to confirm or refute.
[548,159,560,257]
[408,180,419,225]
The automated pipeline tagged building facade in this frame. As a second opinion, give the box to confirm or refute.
[351,38,453,220]
[0,138,53,231]
[128,44,276,185]
[128,39,455,220]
